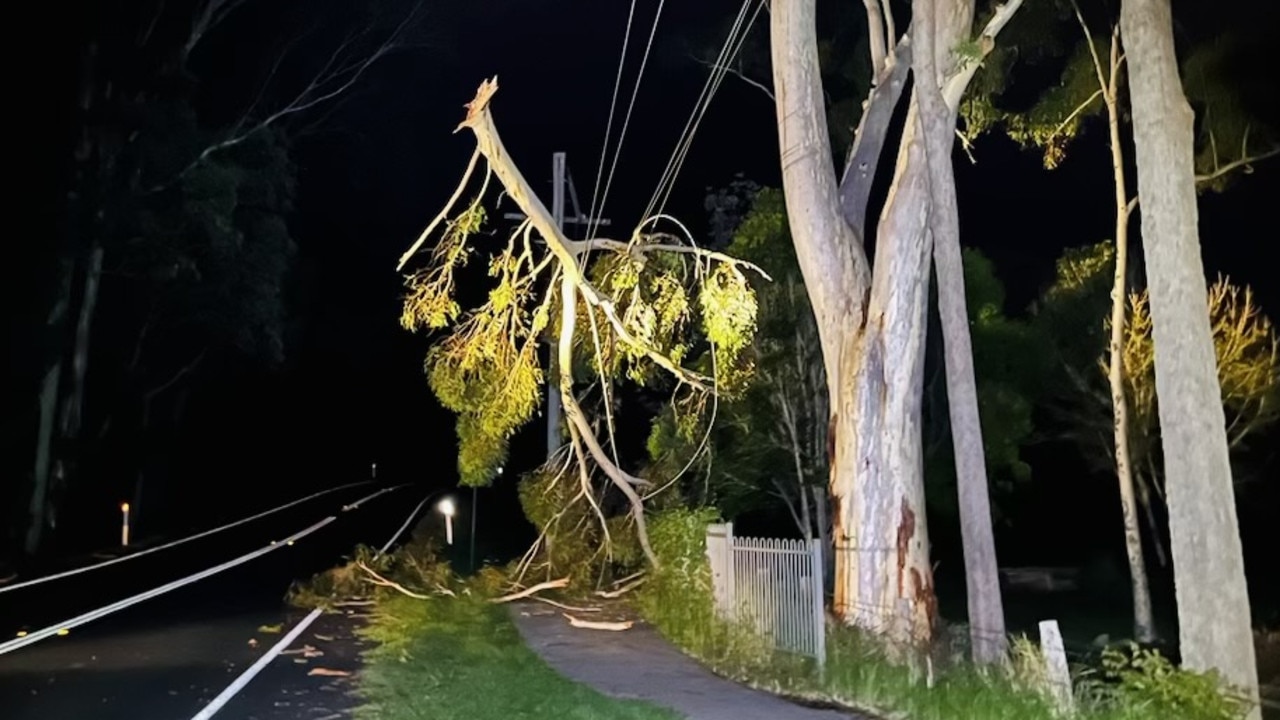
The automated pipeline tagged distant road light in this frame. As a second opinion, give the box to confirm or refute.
[437,498,456,545]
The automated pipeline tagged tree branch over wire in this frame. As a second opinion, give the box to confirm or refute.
[399,78,763,568]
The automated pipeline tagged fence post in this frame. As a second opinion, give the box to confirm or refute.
[705,522,733,617]
[1038,619,1074,715]
[810,537,826,668]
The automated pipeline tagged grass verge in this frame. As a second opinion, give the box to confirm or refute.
[637,508,1252,720]
[354,593,680,720]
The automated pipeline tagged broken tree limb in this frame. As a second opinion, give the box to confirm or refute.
[563,614,634,631]
[558,276,660,568]
[594,576,647,598]
[609,570,646,588]
[532,596,602,613]
[489,577,570,604]
[453,78,710,393]
[357,562,433,600]
[396,148,483,271]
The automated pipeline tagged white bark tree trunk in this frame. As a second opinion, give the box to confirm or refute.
[1120,1,1259,715]
[773,0,936,648]
[912,0,1007,664]
[772,0,1020,650]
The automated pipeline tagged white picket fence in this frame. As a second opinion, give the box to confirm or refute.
[705,522,826,666]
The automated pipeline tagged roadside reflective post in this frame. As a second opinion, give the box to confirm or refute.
[120,502,131,546]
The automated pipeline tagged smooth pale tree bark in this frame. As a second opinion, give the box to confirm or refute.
[1121,0,1259,715]
[1077,20,1156,643]
[772,0,932,648]
[771,0,1020,649]
[912,0,1007,664]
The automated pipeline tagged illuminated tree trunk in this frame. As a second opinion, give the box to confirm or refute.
[913,0,1007,663]
[1121,0,1259,715]
[1093,27,1156,643]
[771,0,930,649]
[772,0,1020,651]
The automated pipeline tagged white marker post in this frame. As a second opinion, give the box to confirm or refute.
[120,503,131,547]
[438,498,455,545]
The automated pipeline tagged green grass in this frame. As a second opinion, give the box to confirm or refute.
[354,594,682,720]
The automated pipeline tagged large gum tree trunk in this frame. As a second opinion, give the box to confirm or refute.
[772,0,936,648]
[838,109,936,644]
[1120,0,1259,715]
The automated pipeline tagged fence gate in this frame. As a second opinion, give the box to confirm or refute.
[705,522,825,665]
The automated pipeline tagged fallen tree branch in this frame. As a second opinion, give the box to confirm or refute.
[454,77,712,394]
[563,613,634,631]
[532,596,602,613]
[489,577,571,604]
[594,576,647,598]
[357,562,434,599]
[609,570,646,588]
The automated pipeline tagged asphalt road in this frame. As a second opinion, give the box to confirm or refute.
[0,482,423,720]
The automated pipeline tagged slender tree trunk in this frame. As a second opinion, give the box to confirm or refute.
[1135,468,1169,567]
[27,363,64,555]
[60,245,104,443]
[26,259,75,555]
[48,244,105,530]
[1097,33,1156,642]
[912,0,1006,664]
[1121,1,1259,715]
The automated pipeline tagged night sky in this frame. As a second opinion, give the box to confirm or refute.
[9,0,1279,567]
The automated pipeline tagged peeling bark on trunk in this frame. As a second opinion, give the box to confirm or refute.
[912,0,1006,664]
[773,0,936,648]
[1121,1,1259,715]
[774,0,1025,651]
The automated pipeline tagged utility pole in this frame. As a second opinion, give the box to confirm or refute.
[546,153,565,463]
[503,151,611,461]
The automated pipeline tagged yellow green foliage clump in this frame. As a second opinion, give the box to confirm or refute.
[515,465,642,592]
[401,183,760,490]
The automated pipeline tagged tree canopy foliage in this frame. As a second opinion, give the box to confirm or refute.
[1034,242,1280,493]
[960,0,1277,178]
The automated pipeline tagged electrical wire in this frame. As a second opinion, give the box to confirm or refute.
[0,480,375,595]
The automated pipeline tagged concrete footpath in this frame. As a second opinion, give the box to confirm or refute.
[509,602,865,720]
